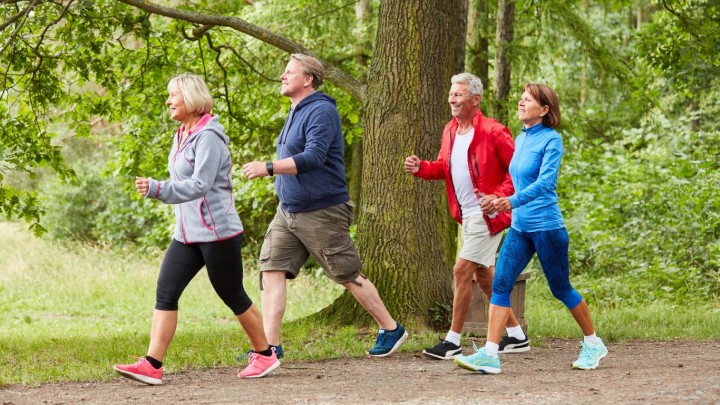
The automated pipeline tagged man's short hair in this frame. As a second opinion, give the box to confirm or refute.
[167,73,214,115]
[451,73,483,97]
[290,53,324,89]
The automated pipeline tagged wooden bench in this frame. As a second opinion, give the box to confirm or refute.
[462,271,530,335]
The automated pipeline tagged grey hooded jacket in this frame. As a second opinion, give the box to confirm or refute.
[146,114,243,243]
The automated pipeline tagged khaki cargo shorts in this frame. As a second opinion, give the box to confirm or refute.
[259,202,363,284]
[458,214,503,267]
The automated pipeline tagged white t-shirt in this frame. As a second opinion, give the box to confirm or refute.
[450,128,481,218]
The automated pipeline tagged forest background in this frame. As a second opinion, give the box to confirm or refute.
[0,0,718,384]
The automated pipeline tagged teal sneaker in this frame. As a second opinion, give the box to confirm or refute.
[454,343,501,374]
[572,340,608,370]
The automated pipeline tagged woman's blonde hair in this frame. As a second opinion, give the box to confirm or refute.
[167,73,213,115]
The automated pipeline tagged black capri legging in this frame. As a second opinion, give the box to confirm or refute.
[155,235,253,315]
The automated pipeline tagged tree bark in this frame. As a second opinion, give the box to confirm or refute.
[466,0,490,90]
[493,0,515,124]
[317,0,466,326]
[348,0,373,214]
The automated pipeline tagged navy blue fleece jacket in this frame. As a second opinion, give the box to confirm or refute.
[275,91,350,212]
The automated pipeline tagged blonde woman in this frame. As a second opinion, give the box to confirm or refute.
[114,74,279,384]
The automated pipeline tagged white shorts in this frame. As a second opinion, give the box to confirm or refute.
[458,215,503,268]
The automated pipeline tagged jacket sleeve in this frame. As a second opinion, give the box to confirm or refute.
[491,125,516,198]
[414,129,449,180]
[145,133,224,204]
[291,105,337,174]
[508,135,563,208]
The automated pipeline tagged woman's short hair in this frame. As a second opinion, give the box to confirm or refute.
[524,83,560,128]
[290,53,324,89]
[167,73,214,115]
[451,73,484,97]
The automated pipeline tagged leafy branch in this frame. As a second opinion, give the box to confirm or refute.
[116,0,366,102]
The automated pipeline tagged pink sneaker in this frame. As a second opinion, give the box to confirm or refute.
[238,349,280,378]
[114,357,163,385]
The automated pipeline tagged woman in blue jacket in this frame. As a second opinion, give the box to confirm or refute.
[455,83,607,374]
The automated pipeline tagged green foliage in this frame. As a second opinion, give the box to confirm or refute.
[636,0,720,98]
[560,112,720,304]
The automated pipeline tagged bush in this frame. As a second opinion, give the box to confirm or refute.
[560,112,720,304]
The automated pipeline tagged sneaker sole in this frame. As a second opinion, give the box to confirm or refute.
[572,349,608,370]
[113,366,162,385]
[422,349,461,360]
[367,331,409,357]
[498,343,530,354]
[453,357,501,374]
[238,359,281,378]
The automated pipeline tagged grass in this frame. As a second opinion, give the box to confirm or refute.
[1,221,718,385]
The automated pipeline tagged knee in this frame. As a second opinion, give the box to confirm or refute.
[452,262,475,283]
[155,284,179,311]
[551,288,582,309]
[489,293,511,307]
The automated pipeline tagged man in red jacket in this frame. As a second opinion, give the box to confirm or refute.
[404,73,528,359]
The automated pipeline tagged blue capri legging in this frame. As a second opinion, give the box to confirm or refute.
[491,227,583,310]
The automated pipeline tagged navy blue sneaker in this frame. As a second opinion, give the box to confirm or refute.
[367,322,408,357]
[238,344,284,361]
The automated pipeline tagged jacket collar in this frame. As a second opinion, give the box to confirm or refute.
[521,122,547,135]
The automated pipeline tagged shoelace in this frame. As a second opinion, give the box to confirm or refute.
[374,332,388,348]
[246,352,260,368]
[471,340,482,352]
[578,343,598,361]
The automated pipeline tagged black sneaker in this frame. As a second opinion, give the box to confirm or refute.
[498,335,530,353]
[422,338,462,360]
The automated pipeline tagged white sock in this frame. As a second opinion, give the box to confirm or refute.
[584,333,602,346]
[506,325,526,340]
[445,331,461,346]
[484,341,499,358]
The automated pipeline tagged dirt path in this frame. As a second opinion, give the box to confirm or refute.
[2,339,719,404]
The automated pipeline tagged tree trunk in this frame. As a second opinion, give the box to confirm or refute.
[493,0,515,123]
[466,0,490,90]
[348,0,373,213]
[317,0,466,327]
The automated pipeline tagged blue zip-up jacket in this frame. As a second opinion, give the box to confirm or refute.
[275,91,350,212]
[146,114,243,243]
[507,123,565,232]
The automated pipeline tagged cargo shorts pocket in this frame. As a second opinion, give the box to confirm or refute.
[320,239,361,283]
[259,229,272,264]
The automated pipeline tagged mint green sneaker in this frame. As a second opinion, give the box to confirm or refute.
[453,343,501,374]
[572,340,608,370]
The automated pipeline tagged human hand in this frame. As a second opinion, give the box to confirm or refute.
[493,197,512,213]
[135,177,149,196]
[404,155,420,174]
[242,161,269,179]
[480,194,499,216]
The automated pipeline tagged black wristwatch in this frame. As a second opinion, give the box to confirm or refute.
[266,161,274,176]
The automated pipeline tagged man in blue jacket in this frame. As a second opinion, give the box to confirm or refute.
[242,53,407,358]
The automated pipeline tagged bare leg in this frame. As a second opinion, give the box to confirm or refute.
[344,276,396,330]
[147,309,178,361]
[236,304,270,352]
[260,271,287,346]
[569,299,595,336]
[449,259,476,333]
[486,304,512,344]
[475,265,522,328]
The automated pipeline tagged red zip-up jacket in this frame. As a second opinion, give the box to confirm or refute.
[414,110,515,235]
